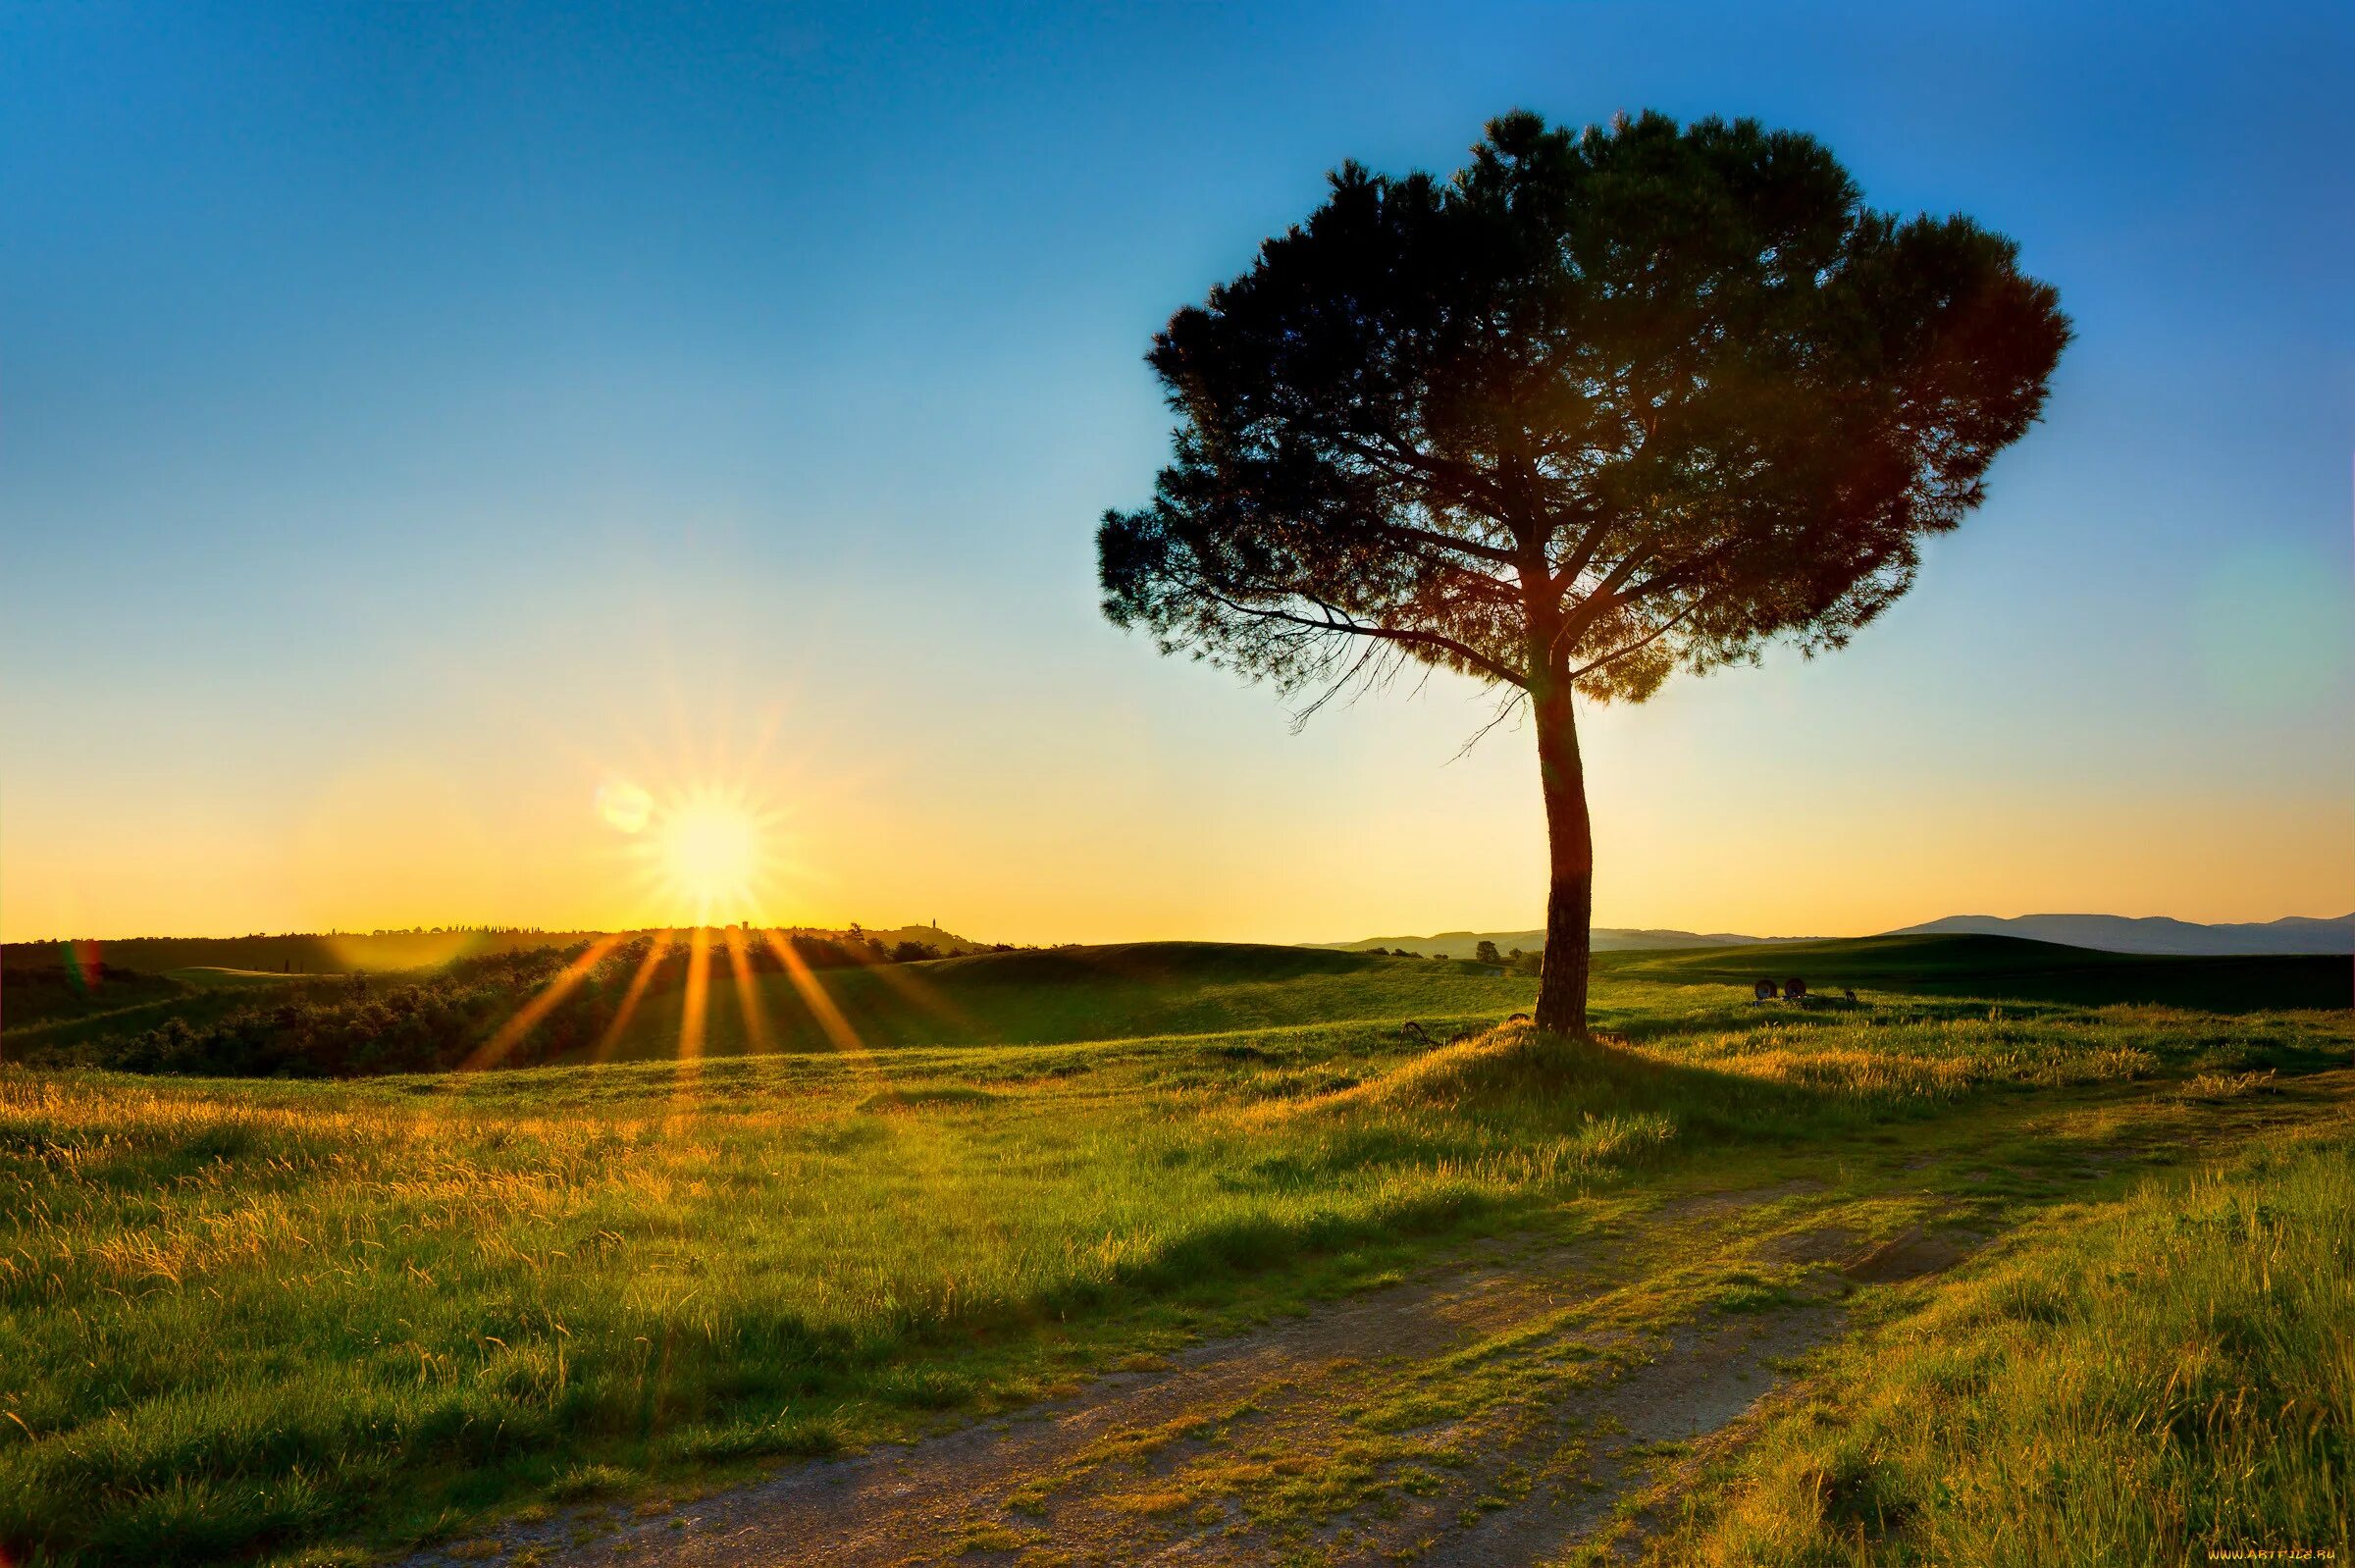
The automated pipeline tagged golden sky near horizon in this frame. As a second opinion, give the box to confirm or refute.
[6,607,2346,946]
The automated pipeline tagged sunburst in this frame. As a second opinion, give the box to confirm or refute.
[601,776,797,929]
[435,731,965,1087]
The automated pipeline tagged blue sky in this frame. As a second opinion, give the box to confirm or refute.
[3,1,2348,943]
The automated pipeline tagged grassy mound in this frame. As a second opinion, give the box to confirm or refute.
[1330,1022,1697,1117]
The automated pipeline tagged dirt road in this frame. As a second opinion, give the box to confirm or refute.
[404,1175,1976,1567]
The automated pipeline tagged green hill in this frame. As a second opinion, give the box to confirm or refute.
[16,934,2341,1077]
[599,933,2346,1064]
[598,941,1514,1061]
[1595,933,2351,1012]
[920,940,1382,985]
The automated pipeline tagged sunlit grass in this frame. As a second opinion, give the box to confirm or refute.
[1638,1123,2355,1566]
[0,976,2344,1565]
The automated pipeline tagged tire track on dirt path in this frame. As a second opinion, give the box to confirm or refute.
[402,1177,1894,1567]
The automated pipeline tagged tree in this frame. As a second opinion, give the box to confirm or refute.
[1475,940,1502,967]
[1098,111,2067,1036]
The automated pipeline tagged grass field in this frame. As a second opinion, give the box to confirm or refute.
[1635,1124,2353,1566]
[0,940,2347,1565]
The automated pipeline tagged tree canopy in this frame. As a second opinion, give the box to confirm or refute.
[1099,109,2068,712]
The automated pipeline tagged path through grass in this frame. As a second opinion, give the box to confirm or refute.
[1628,1109,2353,1566]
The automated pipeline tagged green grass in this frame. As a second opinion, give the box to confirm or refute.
[1640,1123,2353,1566]
[0,949,2346,1565]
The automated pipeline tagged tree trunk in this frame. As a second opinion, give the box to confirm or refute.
[1532,670,1593,1036]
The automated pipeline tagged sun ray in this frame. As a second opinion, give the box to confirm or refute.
[759,927,866,1057]
[590,929,674,1062]
[456,932,629,1073]
[762,925,936,1112]
[674,925,713,1110]
[835,940,975,1032]
[721,923,772,1054]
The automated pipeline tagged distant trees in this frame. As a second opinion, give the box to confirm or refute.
[1475,940,1502,967]
[1100,110,2066,1035]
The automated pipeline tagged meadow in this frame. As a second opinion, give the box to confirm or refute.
[0,942,2347,1565]
[1641,1124,2353,1566]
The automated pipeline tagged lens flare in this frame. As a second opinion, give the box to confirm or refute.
[597,780,654,833]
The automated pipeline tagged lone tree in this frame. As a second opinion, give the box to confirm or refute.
[1098,111,2067,1035]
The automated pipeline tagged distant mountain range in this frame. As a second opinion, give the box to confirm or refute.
[1321,913,2355,960]
[1885,913,2355,956]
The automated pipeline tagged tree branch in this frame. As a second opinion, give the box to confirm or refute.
[1201,585,1527,688]
[1551,546,1658,651]
[1447,685,1527,761]
[1326,434,1520,562]
[1614,536,1744,605]
[1569,596,1709,680]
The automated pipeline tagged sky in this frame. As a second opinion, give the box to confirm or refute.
[2,0,2349,946]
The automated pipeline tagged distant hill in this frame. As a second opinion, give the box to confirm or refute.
[1322,912,2355,961]
[1596,934,2351,1013]
[1886,913,2355,956]
[1318,927,1807,959]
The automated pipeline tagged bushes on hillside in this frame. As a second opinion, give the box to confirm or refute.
[104,948,609,1077]
[1,964,185,1027]
[77,931,899,1078]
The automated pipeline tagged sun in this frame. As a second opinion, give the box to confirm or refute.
[660,800,759,912]
[599,775,790,927]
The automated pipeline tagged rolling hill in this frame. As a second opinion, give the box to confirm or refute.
[595,940,1516,1062]
[1596,933,2352,1012]
[1326,912,2355,961]
[592,934,2345,1063]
